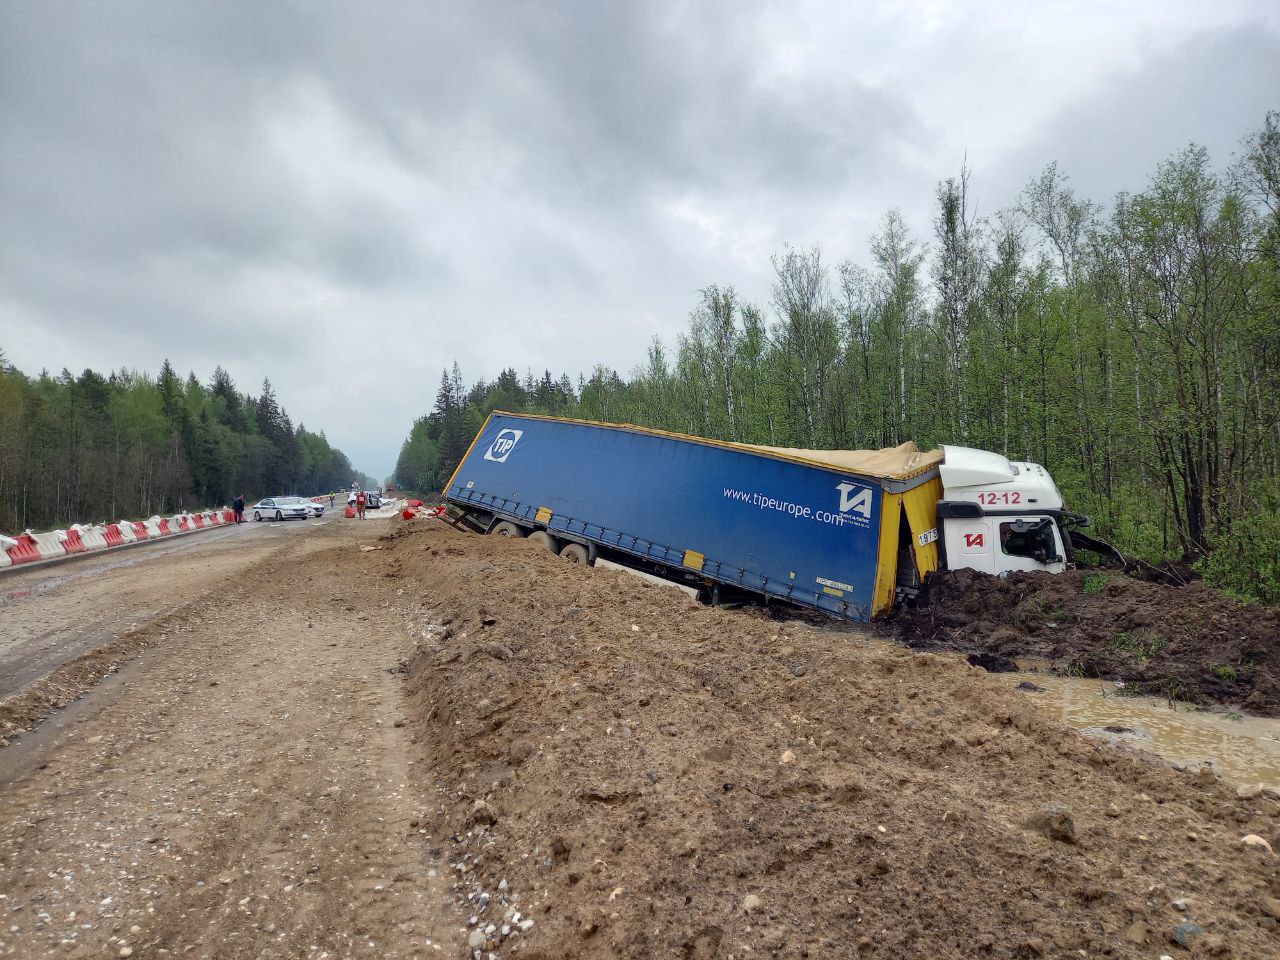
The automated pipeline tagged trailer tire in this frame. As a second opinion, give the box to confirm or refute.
[558,542,590,565]
[528,530,559,554]
[491,521,524,538]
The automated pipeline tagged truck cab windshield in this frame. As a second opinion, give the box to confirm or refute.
[999,518,1060,564]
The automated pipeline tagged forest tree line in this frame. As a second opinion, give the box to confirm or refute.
[0,355,371,532]
[396,113,1280,601]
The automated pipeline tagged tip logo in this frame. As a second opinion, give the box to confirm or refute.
[483,428,523,463]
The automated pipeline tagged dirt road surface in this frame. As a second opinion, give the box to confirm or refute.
[0,517,329,702]
[2,517,1280,959]
[0,518,457,959]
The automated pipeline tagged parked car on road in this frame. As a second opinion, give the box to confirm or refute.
[289,497,325,517]
[251,498,310,522]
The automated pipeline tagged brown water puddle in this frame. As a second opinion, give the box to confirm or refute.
[1008,668,1280,790]
[726,606,1280,792]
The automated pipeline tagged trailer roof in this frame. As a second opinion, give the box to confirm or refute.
[747,441,943,480]
[486,412,943,483]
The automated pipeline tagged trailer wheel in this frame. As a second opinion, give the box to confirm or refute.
[491,521,524,538]
[558,542,590,565]
[528,530,559,554]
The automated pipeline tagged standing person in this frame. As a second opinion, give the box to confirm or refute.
[328,492,335,509]
[232,493,245,524]
[356,487,367,520]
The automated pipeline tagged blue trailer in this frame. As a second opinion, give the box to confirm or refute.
[443,412,953,621]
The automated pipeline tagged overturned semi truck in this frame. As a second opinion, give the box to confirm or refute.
[443,412,1115,622]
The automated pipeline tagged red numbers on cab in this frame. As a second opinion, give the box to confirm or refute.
[977,491,1021,506]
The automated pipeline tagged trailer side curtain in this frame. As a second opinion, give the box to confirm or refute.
[872,493,902,617]
[901,476,943,577]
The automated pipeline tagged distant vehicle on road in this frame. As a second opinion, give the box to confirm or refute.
[251,498,310,522]
[366,490,382,509]
[285,496,325,518]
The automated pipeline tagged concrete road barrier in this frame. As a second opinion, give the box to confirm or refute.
[3,495,328,576]
[30,530,69,560]
[6,534,41,564]
[62,528,87,554]
[72,524,110,551]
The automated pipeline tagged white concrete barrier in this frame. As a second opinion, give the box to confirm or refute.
[71,523,110,551]
[1,504,240,575]
[29,529,69,560]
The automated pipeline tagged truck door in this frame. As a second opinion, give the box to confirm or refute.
[992,516,1067,574]
[941,516,997,574]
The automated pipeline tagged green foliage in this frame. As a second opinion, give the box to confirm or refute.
[1201,493,1280,605]
[393,363,575,493]
[0,361,364,531]
[398,115,1280,577]
[1109,631,1168,660]
[1082,573,1109,596]
[1210,663,1239,682]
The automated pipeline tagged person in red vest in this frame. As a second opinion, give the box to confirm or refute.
[355,488,367,520]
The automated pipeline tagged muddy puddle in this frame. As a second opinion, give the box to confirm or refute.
[802,613,1280,790]
[1007,668,1280,790]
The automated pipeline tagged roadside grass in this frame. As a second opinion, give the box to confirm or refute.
[1110,630,1168,660]
[1017,593,1065,622]
[1209,663,1239,682]
[1082,572,1109,596]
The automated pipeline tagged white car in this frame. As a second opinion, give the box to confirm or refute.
[251,497,310,521]
[283,496,325,517]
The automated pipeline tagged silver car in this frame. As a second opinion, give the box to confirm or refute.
[251,497,310,521]
[295,497,326,517]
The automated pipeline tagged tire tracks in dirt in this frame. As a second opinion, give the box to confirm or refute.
[0,523,459,959]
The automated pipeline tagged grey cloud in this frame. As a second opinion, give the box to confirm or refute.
[983,21,1280,215]
[0,2,1273,479]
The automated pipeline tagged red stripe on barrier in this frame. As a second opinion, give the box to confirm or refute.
[6,534,41,564]
[157,519,171,535]
[104,524,126,547]
[192,515,205,529]
[134,521,150,539]
[223,509,234,523]
[63,529,86,554]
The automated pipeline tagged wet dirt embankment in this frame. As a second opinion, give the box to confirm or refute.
[894,568,1280,716]
[390,523,1280,960]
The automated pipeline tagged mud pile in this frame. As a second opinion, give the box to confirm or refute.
[896,569,1280,715]
[390,524,1280,959]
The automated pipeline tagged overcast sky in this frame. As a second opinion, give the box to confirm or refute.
[2,1,1277,480]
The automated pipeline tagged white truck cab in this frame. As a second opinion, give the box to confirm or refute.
[936,445,1068,575]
